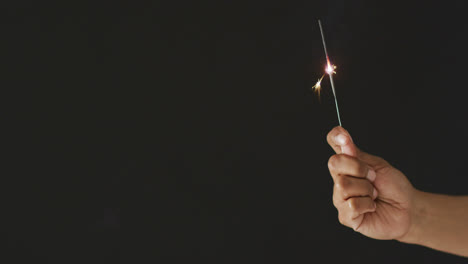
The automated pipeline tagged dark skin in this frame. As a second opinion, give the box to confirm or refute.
[327,126,468,257]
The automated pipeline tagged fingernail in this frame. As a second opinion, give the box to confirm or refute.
[373,188,378,199]
[367,169,376,182]
[335,134,347,145]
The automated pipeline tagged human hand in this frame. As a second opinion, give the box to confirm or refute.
[327,126,415,240]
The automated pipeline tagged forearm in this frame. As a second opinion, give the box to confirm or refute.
[398,190,468,257]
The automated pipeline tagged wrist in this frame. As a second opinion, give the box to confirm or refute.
[397,189,429,244]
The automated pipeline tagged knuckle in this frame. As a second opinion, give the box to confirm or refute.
[332,193,340,207]
[337,211,350,226]
[327,155,336,170]
[348,199,358,211]
[338,213,345,225]
[328,154,342,170]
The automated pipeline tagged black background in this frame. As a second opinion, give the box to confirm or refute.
[2,0,468,263]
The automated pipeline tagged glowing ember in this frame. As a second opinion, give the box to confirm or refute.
[325,63,337,74]
[312,75,324,90]
[311,74,325,99]
[314,80,321,89]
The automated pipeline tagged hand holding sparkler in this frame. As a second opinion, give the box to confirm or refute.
[327,126,413,239]
[326,127,468,257]
[318,20,468,258]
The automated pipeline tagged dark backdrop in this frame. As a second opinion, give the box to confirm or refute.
[2,0,468,263]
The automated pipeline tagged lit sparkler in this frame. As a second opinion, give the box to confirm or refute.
[315,19,342,127]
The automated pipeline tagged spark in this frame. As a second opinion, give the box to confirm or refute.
[325,64,336,75]
[311,74,325,100]
[312,74,325,91]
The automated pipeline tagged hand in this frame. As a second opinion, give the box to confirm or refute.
[327,126,415,240]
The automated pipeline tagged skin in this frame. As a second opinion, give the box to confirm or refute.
[327,126,468,257]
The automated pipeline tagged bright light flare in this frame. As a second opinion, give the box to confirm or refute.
[311,74,325,100]
[312,75,325,91]
[325,63,336,75]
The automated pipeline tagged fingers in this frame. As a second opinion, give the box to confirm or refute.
[328,154,376,182]
[337,197,376,230]
[328,153,378,230]
[326,126,358,157]
[327,126,389,169]
[333,176,377,201]
[329,154,378,205]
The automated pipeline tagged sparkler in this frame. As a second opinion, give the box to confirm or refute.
[313,19,342,127]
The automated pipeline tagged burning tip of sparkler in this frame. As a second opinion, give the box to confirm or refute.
[325,64,337,75]
[317,19,342,126]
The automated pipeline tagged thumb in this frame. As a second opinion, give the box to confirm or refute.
[326,126,359,157]
[327,127,389,169]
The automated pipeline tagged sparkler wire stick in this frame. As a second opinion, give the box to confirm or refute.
[318,20,342,127]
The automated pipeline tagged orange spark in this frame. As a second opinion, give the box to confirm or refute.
[311,74,325,100]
